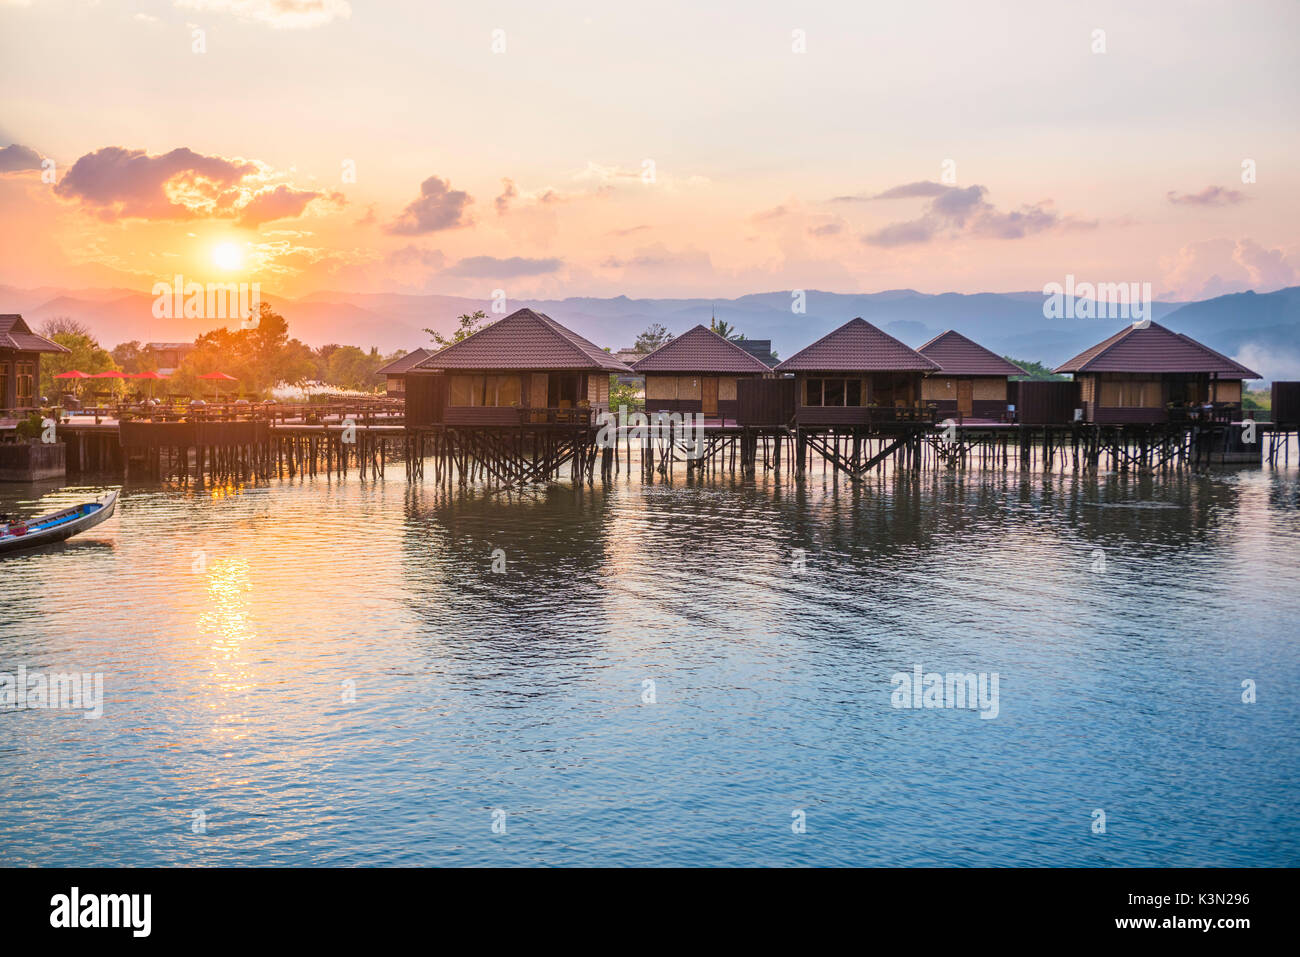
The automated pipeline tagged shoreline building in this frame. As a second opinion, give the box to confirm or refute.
[375,347,435,397]
[1,315,69,413]
[1054,321,1260,424]
[405,308,631,426]
[917,330,1026,422]
[631,324,773,423]
[774,317,939,425]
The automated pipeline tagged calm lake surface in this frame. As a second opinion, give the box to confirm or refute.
[2,462,1298,866]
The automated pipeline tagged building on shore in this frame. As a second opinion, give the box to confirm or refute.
[143,341,195,376]
[917,330,1026,421]
[405,308,632,426]
[630,324,773,421]
[612,349,645,388]
[773,317,939,425]
[375,347,435,397]
[735,339,779,367]
[1,315,69,413]
[1054,321,1260,424]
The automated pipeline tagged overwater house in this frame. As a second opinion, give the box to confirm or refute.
[375,347,435,397]
[1054,321,1260,424]
[404,308,632,426]
[772,317,939,425]
[917,330,1026,422]
[1,314,69,413]
[630,324,773,422]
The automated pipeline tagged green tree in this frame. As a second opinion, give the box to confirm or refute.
[40,332,117,400]
[634,322,674,353]
[111,340,155,374]
[709,317,744,341]
[1006,357,1067,381]
[425,310,490,347]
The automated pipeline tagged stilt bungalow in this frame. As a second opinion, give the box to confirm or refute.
[1054,321,1260,424]
[631,324,773,422]
[1,314,69,413]
[375,347,435,397]
[405,308,632,426]
[773,317,939,425]
[917,330,1026,422]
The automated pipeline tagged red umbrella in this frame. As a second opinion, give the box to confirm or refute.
[90,370,128,378]
[131,369,169,399]
[199,370,238,401]
[54,370,90,379]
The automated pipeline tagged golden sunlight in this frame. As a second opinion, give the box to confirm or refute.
[212,242,244,271]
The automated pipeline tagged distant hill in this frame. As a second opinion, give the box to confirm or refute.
[9,284,1299,382]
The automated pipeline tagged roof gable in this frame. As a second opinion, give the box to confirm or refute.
[775,317,939,372]
[0,314,71,354]
[917,330,1026,376]
[1054,322,1260,377]
[375,347,435,376]
[630,325,772,373]
[412,309,631,373]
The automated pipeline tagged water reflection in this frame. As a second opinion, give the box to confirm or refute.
[0,463,1297,866]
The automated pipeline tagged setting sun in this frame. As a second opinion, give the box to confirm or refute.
[212,242,243,271]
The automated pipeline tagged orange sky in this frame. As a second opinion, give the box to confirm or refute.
[2,0,1297,303]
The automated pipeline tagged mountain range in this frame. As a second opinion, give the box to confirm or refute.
[3,284,1298,382]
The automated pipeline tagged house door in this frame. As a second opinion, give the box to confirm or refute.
[701,377,718,415]
[957,379,973,417]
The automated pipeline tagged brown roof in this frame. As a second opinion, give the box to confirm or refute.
[0,315,70,353]
[413,308,631,373]
[630,325,772,374]
[375,347,435,376]
[917,330,1026,377]
[1054,322,1260,377]
[775,317,939,373]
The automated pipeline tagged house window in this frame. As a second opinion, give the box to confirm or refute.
[16,360,35,406]
[388,376,405,393]
[0,363,9,407]
[448,374,522,407]
[1099,376,1161,408]
[805,377,863,406]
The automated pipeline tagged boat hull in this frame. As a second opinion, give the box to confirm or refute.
[0,491,118,555]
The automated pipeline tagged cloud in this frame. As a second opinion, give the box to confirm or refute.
[172,0,351,30]
[0,143,43,173]
[386,245,446,270]
[1167,185,1246,206]
[752,205,789,222]
[861,183,1062,247]
[385,176,474,234]
[445,255,562,278]
[608,224,650,237]
[237,184,330,227]
[494,178,517,215]
[807,221,844,237]
[831,181,952,202]
[601,243,713,272]
[1160,237,1296,298]
[50,145,335,227]
[53,146,257,220]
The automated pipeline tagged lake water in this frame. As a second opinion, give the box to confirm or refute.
[2,462,1298,866]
